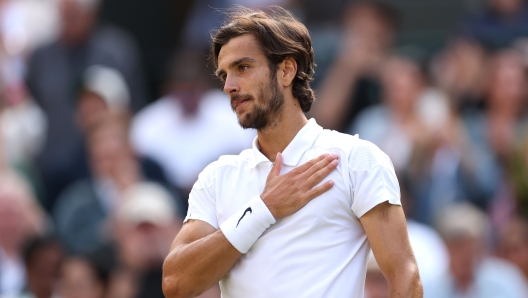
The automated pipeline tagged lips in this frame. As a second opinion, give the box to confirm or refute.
[231,97,250,111]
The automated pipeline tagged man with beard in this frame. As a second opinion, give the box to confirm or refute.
[162,7,422,298]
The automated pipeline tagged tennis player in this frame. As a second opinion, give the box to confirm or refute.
[162,6,422,298]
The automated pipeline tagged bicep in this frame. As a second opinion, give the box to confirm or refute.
[170,219,217,251]
[360,202,415,278]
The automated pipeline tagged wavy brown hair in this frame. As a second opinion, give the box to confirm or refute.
[211,6,316,113]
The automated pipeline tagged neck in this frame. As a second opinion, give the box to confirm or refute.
[256,99,308,162]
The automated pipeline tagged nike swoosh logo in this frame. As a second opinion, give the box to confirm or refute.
[236,207,252,227]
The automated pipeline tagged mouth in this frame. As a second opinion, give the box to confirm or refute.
[232,97,251,111]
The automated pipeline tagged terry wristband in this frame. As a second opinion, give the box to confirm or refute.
[220,196,276,253]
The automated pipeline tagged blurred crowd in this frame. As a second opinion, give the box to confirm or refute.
[1,0,528,297]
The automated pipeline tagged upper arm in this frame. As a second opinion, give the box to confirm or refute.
[170,219,217,251]
[359,202,417,280]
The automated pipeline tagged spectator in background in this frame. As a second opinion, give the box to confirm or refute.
[497,217,528,282]
[0,66,47,206]
[431,38,488,113]
[26,0,148,211]
[312,0,398,132]
[19,236,63,298]
[427,203,528,298]
[350,50,498,224]
[348,51,428,174]
[131,50,254,205]
[483,50,527,163]
[459,0,528,50]
[56,256,108,298]
[74,65,168,189]
[75,65,131,133]
[0,170,47,297]
[461,49,528,227]
[53,112,171,255]
[511,135,528,215]
[109,182,220,298]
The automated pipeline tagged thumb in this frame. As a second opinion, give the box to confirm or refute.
[269,152,282,177]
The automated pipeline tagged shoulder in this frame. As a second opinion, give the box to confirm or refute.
[194,150,253,187]
[316,129,391,171]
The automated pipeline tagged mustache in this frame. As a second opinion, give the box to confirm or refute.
[230,94,253,102]
[230,94,254,109]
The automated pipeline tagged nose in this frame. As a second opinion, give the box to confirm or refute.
[223,75,240,95]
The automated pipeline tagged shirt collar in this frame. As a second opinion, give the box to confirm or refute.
[248,118,323,168]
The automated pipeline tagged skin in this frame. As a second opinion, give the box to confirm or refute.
[162,34,422,298]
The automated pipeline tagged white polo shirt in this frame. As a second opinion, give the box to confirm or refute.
[184,118,401,298]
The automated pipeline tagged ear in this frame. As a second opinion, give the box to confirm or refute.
[278,57,297,87]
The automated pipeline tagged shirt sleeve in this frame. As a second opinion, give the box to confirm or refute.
[349,143,401,218]
[184,164,219,229]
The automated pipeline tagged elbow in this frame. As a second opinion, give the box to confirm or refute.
[162,275,191,298]
[162,275,179,298]
[162,258,191,298]
[385,261,423,296]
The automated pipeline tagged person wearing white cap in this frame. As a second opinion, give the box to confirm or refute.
[112,182,221,298]
[76,65,130,132]
[26,0,148,210]
[426,203,528,298]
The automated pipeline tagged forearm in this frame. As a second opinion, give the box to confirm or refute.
[387,262,423,298]
[162,229,241,298]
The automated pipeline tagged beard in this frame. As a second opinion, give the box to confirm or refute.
[231,71,284,130]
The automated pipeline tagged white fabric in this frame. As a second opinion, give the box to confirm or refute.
[0,247,25,296]
[425,257,528,298]
[1,100,47,163]
[220,196,276,253]
[185,118,401,298]
[130,91,255,189]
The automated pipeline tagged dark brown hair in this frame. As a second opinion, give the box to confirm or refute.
[211,6,316,113]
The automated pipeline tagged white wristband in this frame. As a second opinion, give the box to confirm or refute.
[220,196,276,253]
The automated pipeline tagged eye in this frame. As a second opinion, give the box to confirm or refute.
[239,65,249,72]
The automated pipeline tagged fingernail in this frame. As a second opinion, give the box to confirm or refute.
[332,154,339,159]
[331,160,338,166]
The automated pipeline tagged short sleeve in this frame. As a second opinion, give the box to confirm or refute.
[349,145,401,218]
[184,166,219,229]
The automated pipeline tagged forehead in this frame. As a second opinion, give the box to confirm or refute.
[217,34,266,69]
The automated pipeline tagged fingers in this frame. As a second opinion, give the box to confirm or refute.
[299,153,339,180]
[304,158,339,189]
[268,152,283,179]
[306,180,335,200]
[291,153,333,175]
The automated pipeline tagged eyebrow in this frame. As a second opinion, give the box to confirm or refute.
[216,57,257,78]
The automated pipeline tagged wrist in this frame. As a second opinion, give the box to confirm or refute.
[220,196,276,253]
